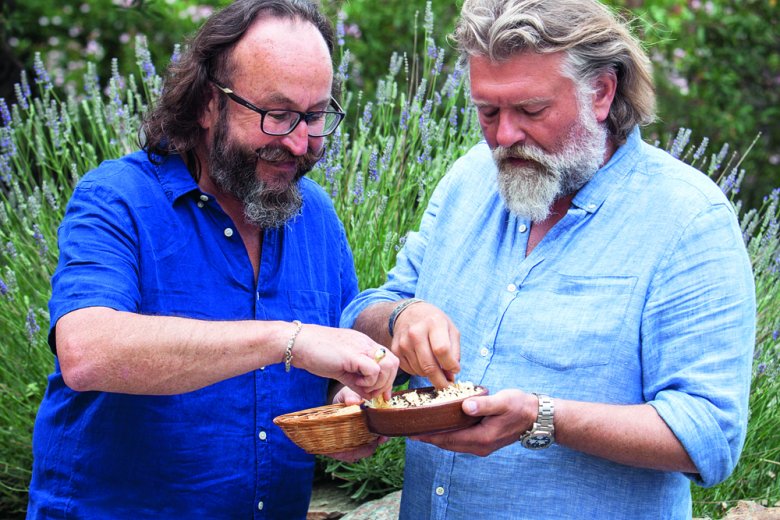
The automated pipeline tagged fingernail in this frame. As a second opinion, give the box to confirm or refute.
[464,400,477,415]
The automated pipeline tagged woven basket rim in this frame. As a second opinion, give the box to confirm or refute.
[273,403,376,455]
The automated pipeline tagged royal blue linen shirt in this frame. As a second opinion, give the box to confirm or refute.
[341,128,756,519]
[28,151,358,519]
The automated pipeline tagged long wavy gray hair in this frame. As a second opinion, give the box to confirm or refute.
[452,0,656,145]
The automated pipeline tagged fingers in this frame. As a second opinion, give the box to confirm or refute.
[324,437,381,462]
[348,345,399,399]
[394,308,461,389]
[331,385,363,406]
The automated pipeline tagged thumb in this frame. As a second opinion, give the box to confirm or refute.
[462,395,492,416]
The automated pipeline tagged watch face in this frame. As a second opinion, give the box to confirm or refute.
[523,433,552,450]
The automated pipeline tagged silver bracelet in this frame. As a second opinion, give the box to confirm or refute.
[284,320,303,373]
[388,298,424,337]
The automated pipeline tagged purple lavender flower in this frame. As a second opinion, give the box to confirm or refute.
[336,11,346,47]
[361,102,373,130]
[171,44,182,64]
[400,107,410,131]
[0,153,11,183]
[26,307,41,342]
[14,84,29,111]
[692,137,709,162]
[32,224,49,258]
[448,106,458,128]
[135,35,157,79]
[368,150,379,182]
[0,98,10,127]
[337,50,351,82]
[669,128,691,159]
[352,169,364,204]
[0,277,7,297]
[33,52,53,91]
[5,241,17,259]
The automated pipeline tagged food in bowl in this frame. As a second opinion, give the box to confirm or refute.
[365,381,484,409]
[362,382,488,436]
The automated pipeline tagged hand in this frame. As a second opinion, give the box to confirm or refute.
[292,325,399,400]
[322,386,389,462]
[391,301,461,389]
[410,389,536,456]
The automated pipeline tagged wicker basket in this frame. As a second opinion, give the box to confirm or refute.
[273,403,377,455]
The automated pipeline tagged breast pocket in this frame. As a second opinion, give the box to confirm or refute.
[286,289,338,327]
[503,273,637,370]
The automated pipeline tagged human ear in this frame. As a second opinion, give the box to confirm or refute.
[592,71,617,123]
[199,86,218,130]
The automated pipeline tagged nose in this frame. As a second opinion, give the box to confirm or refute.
[494,110,527,148]
[280,120,312,157]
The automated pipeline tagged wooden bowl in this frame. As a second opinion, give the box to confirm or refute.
[361,385,489,437]
[273,403,378,455]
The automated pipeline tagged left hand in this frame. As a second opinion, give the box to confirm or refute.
[410,389,537,456]
[323,386,388,462]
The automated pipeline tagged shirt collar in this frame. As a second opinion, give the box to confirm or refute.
[153,154,202,203]
[571,126,643,214]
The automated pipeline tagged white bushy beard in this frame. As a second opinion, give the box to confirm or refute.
[207,110,321,228]
[492,88,608,222]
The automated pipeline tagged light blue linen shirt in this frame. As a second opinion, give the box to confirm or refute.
[340,128,756,519]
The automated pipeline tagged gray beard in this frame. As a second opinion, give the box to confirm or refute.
[207,114,320,228]
[493,106,608,222]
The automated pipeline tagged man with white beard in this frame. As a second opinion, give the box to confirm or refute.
[340,0,756,518]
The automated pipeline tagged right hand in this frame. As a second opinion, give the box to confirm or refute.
[390,301,461,389]
[291,324,399,400]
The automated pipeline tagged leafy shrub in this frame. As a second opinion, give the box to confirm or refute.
[612,0,780,209]
[0,2,778,518]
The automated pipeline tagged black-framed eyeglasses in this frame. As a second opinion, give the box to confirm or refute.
[210,79,345,137]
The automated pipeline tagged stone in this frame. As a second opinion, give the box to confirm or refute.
[340,491,402,520]
[306,480,361,520]
[722,501,780,520]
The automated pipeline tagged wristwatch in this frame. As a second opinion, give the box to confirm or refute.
[519,393,555,449]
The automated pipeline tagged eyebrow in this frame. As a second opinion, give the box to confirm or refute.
[259,92,331,111]
[472,96,551,108]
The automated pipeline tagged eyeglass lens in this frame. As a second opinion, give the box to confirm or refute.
[263,110,340,137]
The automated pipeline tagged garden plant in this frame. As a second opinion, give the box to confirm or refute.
[1,2,778,518]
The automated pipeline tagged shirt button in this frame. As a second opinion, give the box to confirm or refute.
[257,501,264,510]
[507,283,517,292]
[224,228,234,238]
[480,347,489,357]
[197,201,204,208]
[259,431,267,441]
[435,486,445,496]
[518,224,528,233]
[588,203,596,210]
[200,194,209,202]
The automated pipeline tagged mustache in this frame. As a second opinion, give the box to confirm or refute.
[254,144,325,166]
[493,143,550,165]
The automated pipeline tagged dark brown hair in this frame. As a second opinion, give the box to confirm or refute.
[141,0,336,179]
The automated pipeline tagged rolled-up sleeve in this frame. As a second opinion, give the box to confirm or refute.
[643,202,756,487]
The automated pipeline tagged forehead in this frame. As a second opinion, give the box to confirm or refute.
[468,51,573,104]
[229,16,333,105]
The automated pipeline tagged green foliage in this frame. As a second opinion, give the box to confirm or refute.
[0,0,229,98]
[329,0,461,98]
[610,0,780,209]
[1,1,779,517]
[321,436,406,500]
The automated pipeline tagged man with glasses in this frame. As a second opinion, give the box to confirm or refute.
[27,1,398,518]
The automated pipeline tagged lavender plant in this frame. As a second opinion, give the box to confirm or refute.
[0,3,778,517]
